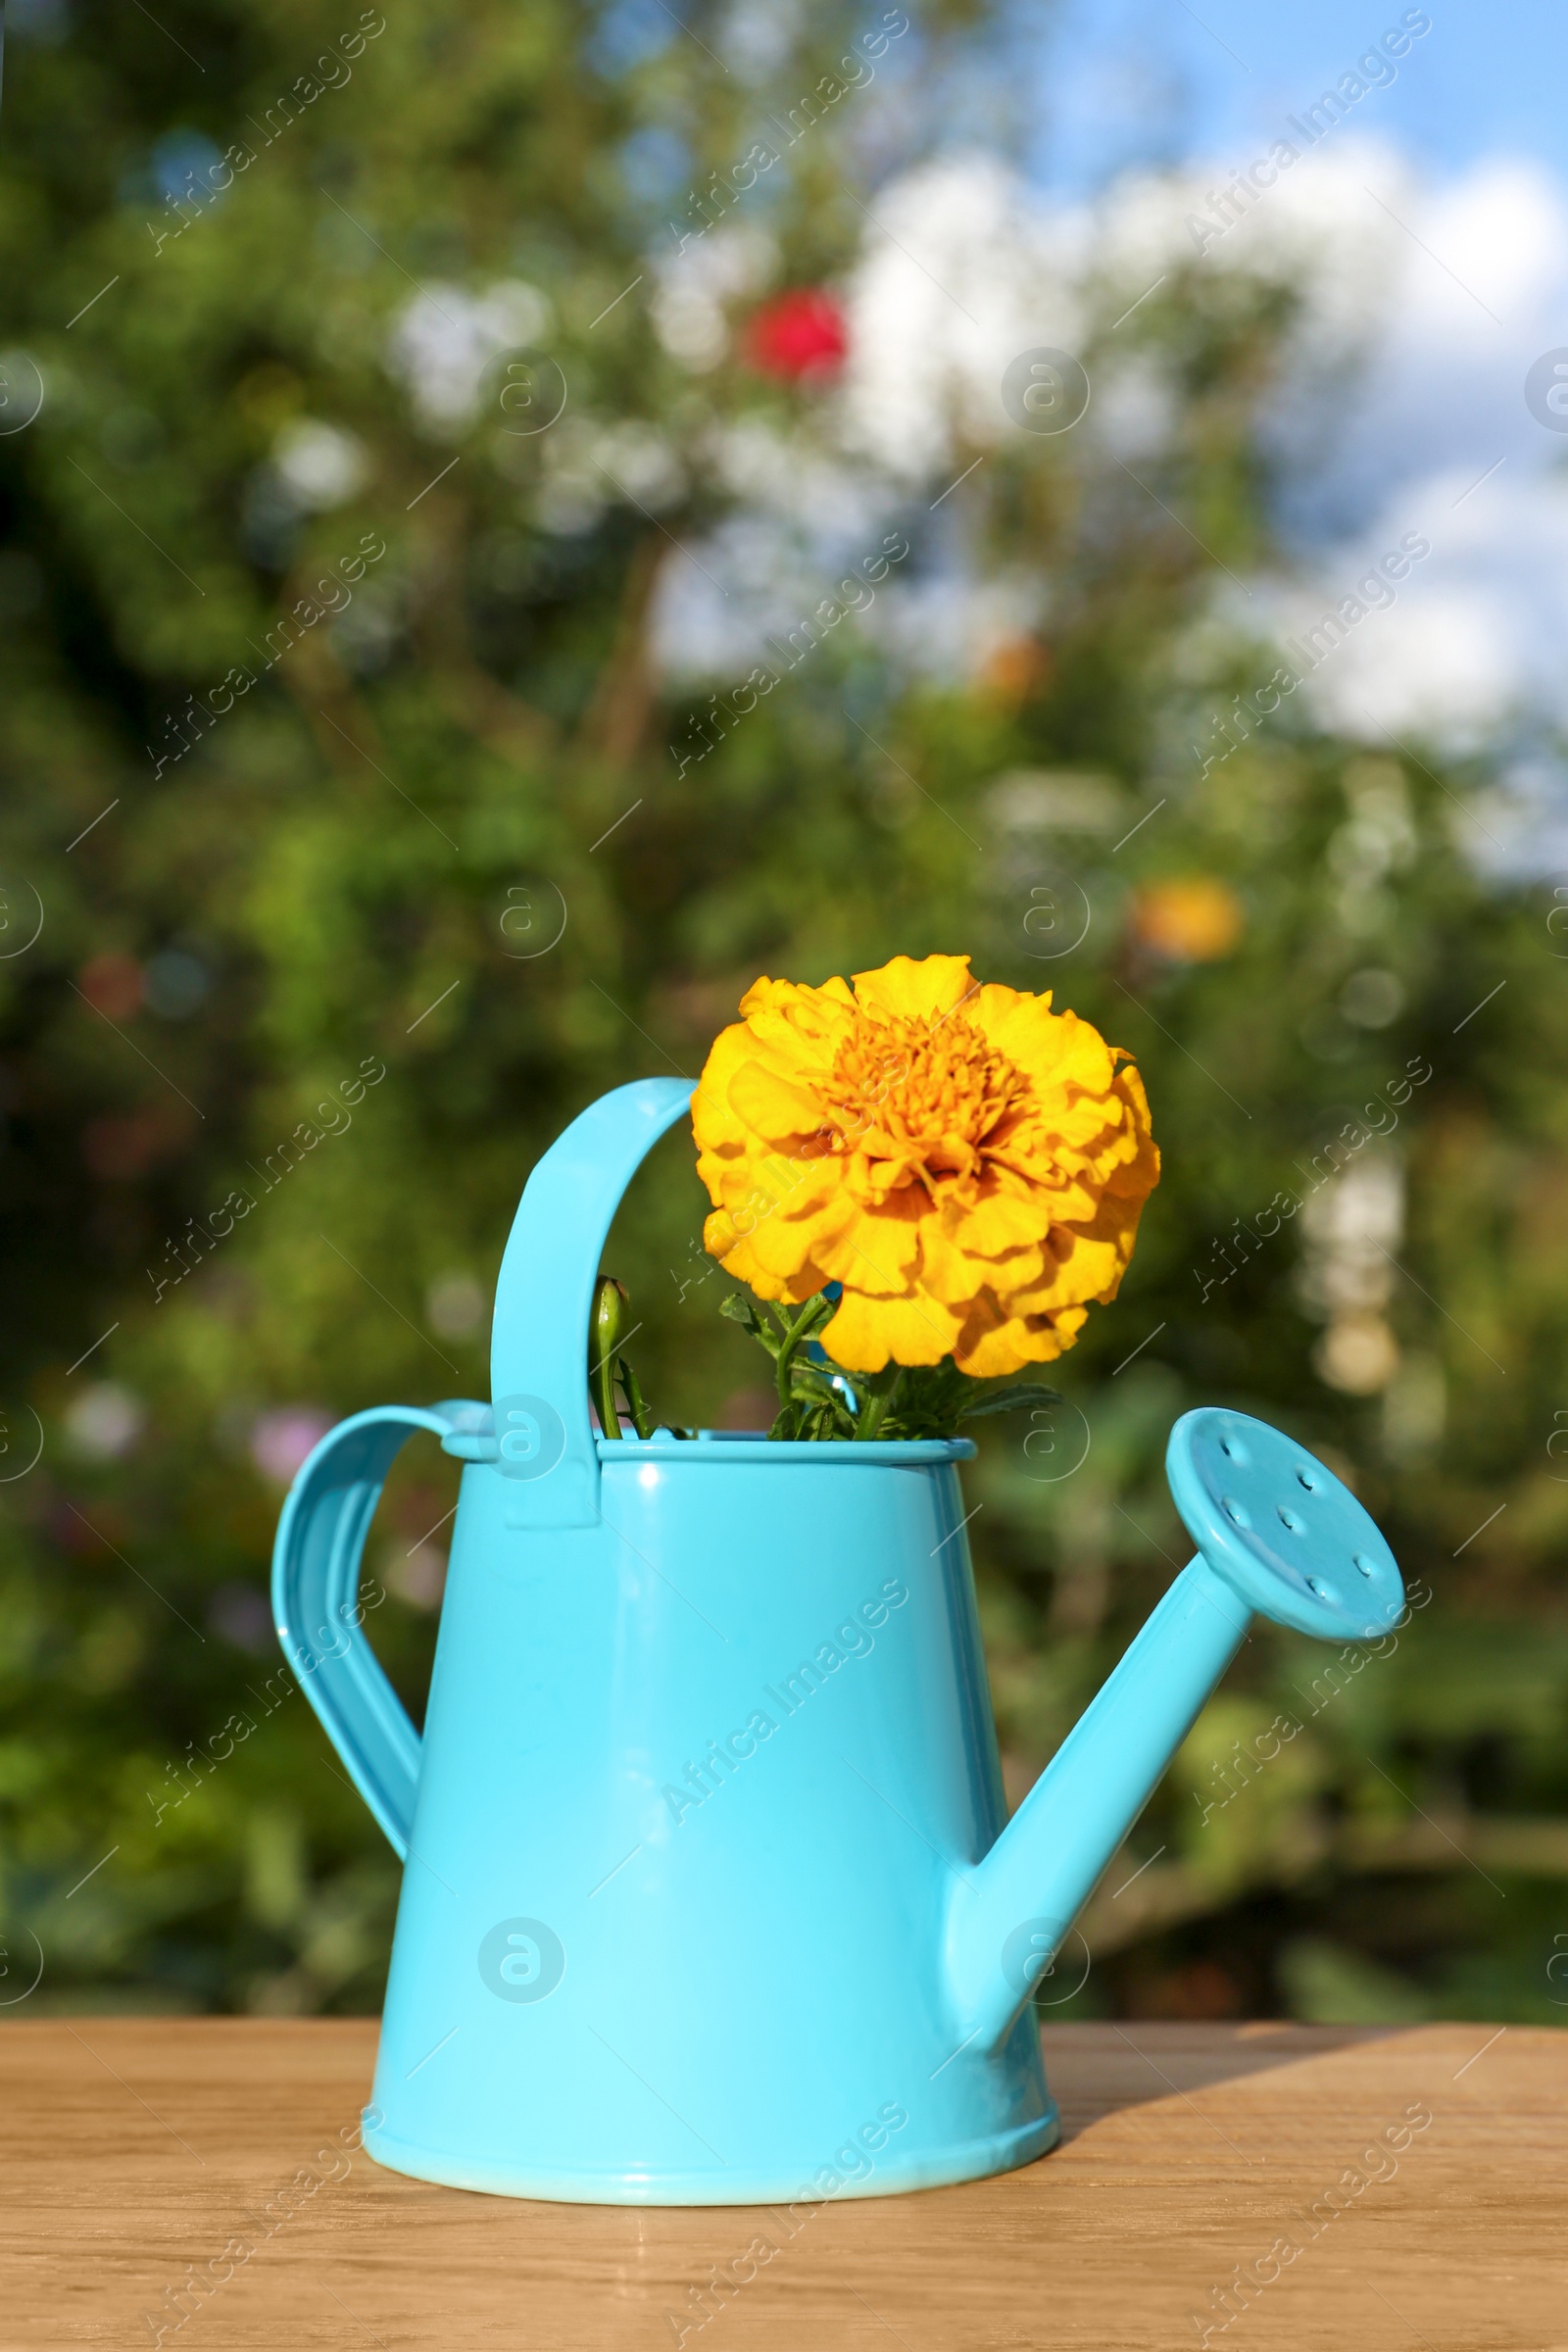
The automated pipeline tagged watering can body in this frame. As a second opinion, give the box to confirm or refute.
[368,1433,1054,2200]
[273,1077,1407,2204]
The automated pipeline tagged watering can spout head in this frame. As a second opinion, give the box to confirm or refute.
[948,1408,1405,2048]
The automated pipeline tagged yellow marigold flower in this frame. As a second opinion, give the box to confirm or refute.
[694,954,1159,1379]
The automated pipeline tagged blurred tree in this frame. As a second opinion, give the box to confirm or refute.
[1,0,1567,2023]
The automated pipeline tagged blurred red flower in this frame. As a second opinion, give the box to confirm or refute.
[744,289,848,379]
[77,951,144,1021]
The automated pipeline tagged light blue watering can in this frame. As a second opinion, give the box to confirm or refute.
[272,1077,1405,2205]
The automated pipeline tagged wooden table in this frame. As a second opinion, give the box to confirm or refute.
[4,2019,1562,2348]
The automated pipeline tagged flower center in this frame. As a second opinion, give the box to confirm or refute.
[820,1010,1025,1185]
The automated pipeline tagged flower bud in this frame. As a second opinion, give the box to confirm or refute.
[590,1275,629,1439]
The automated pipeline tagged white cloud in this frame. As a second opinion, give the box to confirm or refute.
[1251,155,1568,756]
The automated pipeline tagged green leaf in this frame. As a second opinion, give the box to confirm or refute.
[720,1291,771,1344]
[956,1383,1063,1420]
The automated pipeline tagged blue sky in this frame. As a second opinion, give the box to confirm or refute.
[1036,0,1568,193]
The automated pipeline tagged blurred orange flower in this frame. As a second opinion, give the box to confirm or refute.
[1129,877,1245,962]
[978,635,1052,704]
[694,954,1158,1378]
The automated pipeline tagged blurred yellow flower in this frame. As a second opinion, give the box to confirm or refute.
[1129,876,1245,962]
[694,954,1158,1378]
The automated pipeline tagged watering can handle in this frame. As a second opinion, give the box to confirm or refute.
[488,1076,696,1526]
[271,1402,472,1858]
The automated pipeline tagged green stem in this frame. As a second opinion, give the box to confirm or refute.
[773,1296,831,1432]
[590,1341,621,1444]
[774,1302,808,1427]
[854,1366,903,1441]
[617,1353,656,1442]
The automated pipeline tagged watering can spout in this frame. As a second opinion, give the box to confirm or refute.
[946,1408,1406,2050]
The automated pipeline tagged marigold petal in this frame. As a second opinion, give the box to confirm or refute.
[704,1214,822,1304]
[944,1185,1054,1258]
[918,1220,1044,1307]
[692,1021,764,1154]
[823,1287,960,1373]
[1015,1231,1131,1312]
[727,1059,829,1145]
[850,953,975,1023]
[743,1203,826,1281]
[811,1199,923,1294]
[953,1294,1087,1377]
[735,974,793,1019]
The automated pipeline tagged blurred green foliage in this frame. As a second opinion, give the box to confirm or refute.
[2,0,1568,2025]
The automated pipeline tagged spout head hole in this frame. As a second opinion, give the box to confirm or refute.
[1306,1575,1337,1601]
[1277,1504,1304,1534]
[1353,1551,1377,1579]
[1222,1494,1251,1528]
[1296,1468,1318,1492]
[1219,1432,1250,1464]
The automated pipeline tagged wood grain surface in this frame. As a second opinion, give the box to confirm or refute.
[2,2018,1563,2349]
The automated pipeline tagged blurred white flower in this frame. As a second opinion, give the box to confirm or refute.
[65,1383,145,1461]
[535,417,610,535]
[707,417,879,536]
[1092,354,1177,462]
[386,1540,446,1609]
[272,419,368,511]
[1315,1313,1400,1395]
[249,1407,333,1486]
[1298,1155,1404,1395]
[1339,967,1405,1029]
[425,1271,485,1341]
[984,770,1128,835]
[387,280,554,431]
[590,420,684,511]
[873,566,1045,685]
[651,223,777,371]
[1299,1155,1404,1317]
[838,155,1086,480]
